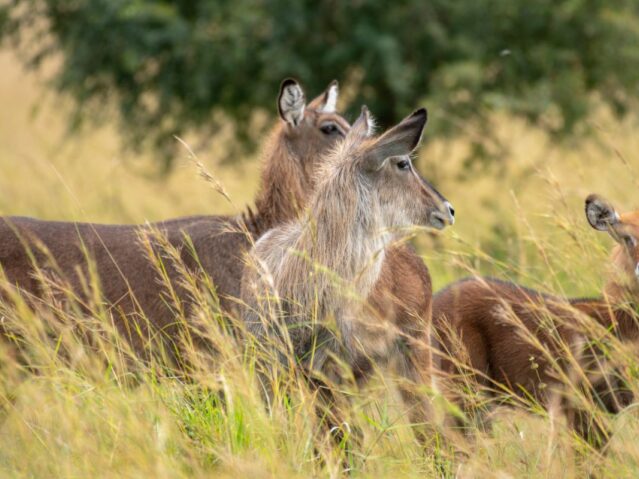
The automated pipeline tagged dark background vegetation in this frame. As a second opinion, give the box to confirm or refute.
[1,0,639,170]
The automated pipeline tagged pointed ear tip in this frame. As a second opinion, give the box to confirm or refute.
[585,194,616,213]
[280,78,299,89]
[329,79,339,88]
[413,108,428,120]
[585,193,601,205]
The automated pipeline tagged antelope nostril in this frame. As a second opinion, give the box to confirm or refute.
[446,202,455,218]
[442,201,455,225]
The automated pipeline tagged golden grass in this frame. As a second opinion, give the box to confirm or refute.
[1,44,639,478]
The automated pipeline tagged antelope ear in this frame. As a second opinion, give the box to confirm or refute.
[278,78,306,127]
[366,108,427,170]
[585,194,619,231]
[308,80,339,113]
[349,105,374,139]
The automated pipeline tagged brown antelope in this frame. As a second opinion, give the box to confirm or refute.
[431,194,637,447]
[241,106,455,442]
[0,79,350,357]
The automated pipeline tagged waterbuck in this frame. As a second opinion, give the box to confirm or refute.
[0,79,350,358]
[240,106,455,442]
[431,194,638,447]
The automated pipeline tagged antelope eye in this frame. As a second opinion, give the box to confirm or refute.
[396,160,410,171]
[320,123,338,135]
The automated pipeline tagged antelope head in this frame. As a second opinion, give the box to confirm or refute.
[586,194,639,293]
[324,106,455,235]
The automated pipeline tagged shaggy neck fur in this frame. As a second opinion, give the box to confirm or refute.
[276,156,390,331]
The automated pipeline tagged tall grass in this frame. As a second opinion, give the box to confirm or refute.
[1,47,639,478]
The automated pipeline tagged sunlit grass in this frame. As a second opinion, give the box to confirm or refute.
[1,46,639,478]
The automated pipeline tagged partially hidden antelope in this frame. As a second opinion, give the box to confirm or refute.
[0,79,349,358]
[241,106,455,442]
[431,194,638,447]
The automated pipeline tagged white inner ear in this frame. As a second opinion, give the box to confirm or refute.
[587,207,603,229]
[280,84,305,126]
[366,114,376,137]
[587,203,619,231]
[634,262,639,280]
[320,84,338,113]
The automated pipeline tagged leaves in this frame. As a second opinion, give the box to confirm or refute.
[2,0,639,169]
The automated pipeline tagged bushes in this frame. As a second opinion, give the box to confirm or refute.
[2,1,639,168]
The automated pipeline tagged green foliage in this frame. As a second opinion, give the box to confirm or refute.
[1,0,639,169]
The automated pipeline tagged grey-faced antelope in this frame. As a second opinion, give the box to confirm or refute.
[431,194,638,448]
[0,79,350,358]
[240,106,455,443]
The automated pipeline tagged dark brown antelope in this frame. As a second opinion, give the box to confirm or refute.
[241,106,455,442]
[0,79,350,357]
[431,194,637,447]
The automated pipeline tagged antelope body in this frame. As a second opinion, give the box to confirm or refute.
[241,107,455,436]
[432,194,638,446]
[0,79,349,355]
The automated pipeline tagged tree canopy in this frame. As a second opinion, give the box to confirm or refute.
[2,0,638,169]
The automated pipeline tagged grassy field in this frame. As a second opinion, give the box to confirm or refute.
[1,45,639,478]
